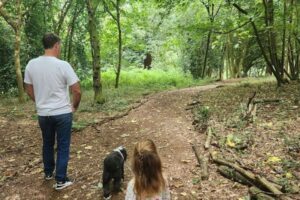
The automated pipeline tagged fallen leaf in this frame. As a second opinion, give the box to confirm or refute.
[267,156,281,163]
[120,134,129,138]
[285,172,293,178]
[180,192,187,196]
[85,146,93,150]
[181,160,191,164]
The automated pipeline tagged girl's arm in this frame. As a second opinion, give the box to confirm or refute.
[125,179,136,200]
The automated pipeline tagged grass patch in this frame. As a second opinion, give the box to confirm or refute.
[79,69,213,113]
[0,68,212,116]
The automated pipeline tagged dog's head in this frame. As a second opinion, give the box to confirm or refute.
[114,146,127,161]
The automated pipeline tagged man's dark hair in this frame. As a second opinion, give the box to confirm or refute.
[42,33,61,49]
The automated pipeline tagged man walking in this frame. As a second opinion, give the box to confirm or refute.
[24,33,81,190]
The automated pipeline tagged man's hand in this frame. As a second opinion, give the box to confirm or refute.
[25,84,35,102]
[70,82,81,112]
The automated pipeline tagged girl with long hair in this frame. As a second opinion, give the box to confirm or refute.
[125,139,170,200]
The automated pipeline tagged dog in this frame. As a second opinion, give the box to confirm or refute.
[103,146,127,200]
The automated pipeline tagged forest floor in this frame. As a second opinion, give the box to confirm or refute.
[0,79,300,200]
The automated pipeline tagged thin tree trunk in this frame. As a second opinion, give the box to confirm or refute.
[232,3,285,86]
[115,0,122,88]
[14,25,25,102]
[55,0,72,35]
[86,0,102,103]
[115,19,122,88]
[202,30,212,78]
[0,0,25,102]
[281,0,287,77]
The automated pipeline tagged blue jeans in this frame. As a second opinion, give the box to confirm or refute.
[38,113,72,182]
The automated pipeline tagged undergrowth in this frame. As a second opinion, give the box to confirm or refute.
[0,69,212,116]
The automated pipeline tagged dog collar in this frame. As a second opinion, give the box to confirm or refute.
[113,149,124,161]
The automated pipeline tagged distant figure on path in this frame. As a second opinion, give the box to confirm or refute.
[125,139,171,200]
[143,53,152,70]
[24,33,81,190]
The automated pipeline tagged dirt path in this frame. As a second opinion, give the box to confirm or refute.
[1,81,246,200]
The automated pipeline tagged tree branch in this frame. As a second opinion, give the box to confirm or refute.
[0,6,17,31]
[55,0,73,35]
[213,2,222,18]
[213,19,251,34]
[103,0,117,22]
[232,3,248,15]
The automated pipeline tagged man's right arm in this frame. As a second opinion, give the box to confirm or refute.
[70,82,81,112]
[25,84,35,102]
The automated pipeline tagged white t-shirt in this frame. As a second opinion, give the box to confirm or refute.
[24,56,79,116]
[125,179,171,200]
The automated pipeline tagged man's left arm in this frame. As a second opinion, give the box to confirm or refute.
[25,84,35,102]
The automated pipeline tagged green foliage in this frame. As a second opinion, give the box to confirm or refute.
[72,121,90,131]
[80,68,207,90]
[23,1,47,59]
[0,20,15,93]
[79,69,211,113]
[194,105,211,131]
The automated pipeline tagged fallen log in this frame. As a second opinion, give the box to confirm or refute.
[191,144,209,180]
[249,186,275,200]
[204,127,213,150]
[191,144,202,167]
[217,166,253,186]
[253,99,281,104]
[255,176,283,196]
[211,154,282,193]
[201,154,209,180]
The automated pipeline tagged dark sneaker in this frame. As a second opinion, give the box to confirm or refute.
[53,178,73,190]
[44,174,53,180]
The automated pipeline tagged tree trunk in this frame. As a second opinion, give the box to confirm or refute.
[55,0,72,35]
[14,24,25,103]
[86,0,103,103]
[202,30,212,78]
[115,0,122,88]
[231,3,287,86]
[67,3,83,64]
[0,0,25,102]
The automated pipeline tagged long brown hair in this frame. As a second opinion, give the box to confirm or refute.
[132,139,166,199]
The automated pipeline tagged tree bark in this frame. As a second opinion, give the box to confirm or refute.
[86,0,103,103]
[115,0,122,88]
[249,187,276,200]
[15,27,25,103]
[103,0,122,88]
[55,0,73,35]
[202,30,212,78]
[67,2,84,63]
[200,1,221,78]
[231,2,287,86]
[0,0,25,102]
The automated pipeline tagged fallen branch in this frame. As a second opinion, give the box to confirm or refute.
[201,154,209,180]
[187,100,201,106]
[249,186,276,200]
[253,99,281,104]
[255,176,283,196]
[218,166,253,186]
[92,99,148,129]
[204,127,213,150]
[186,100,201,110]
[247,91,257,109]
[211,154,283,193]
[191,144,209,180]
[191,144,202,167]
